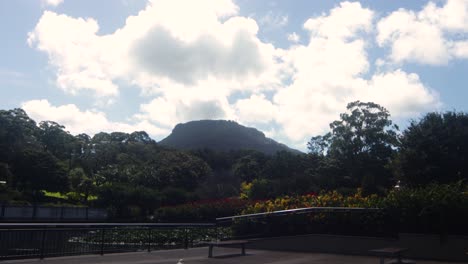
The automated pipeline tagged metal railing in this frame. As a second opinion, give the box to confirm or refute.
[216,206,396,239]
[0,223,222,260]
[0,207,395,260]
[216,206,382,222]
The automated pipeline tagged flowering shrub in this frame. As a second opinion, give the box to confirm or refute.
[242,189,380,214]
[154,197,250,222]
[235,189,389,237]
[235,183,468,237]
[155,183,468,236]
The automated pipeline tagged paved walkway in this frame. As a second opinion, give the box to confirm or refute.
[1,247,458,264]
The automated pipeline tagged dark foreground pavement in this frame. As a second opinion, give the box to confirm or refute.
[0,247,459,264]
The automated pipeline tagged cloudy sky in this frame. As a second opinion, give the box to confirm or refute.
[1,0,467,150]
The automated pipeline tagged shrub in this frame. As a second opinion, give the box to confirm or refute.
[234,183,468,237]
[382,182,468,235]
[154,197,250,222]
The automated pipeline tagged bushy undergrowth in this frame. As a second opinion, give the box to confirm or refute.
[234,183,468,236]
[242,189,380,214]
[382,182,468,235]
[154,183,468,236]
[154,197,249,222]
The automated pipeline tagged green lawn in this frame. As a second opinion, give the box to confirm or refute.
[43,191,97,201]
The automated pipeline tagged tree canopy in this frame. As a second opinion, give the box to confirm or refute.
[396,112,468,186]
[1,104,467,221]
[308,101,400,192]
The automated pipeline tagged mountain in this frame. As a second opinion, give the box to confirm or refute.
[158,120,302,155]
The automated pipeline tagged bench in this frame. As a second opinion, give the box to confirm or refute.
[369,247,415,264]
[207,240,248,258]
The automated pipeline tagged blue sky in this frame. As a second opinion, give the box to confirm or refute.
[1,0,467,150]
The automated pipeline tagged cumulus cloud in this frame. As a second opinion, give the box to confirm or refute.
[273,1,440,143]
[138,97,229,128]
[42,0,63,7]
[287,32,300,43]
[258,11,288,29]
[27,0,448,149]
[235,94,278,123]
[136,83,235,129]
[133,26,265,84]
[304,1,373,40]
[28,0,280,97]
[377,0,468,65]
[27,12,119,96]
[21,99,169,138]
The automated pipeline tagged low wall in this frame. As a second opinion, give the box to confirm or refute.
[246,233,468,262]
[0,205,107,221]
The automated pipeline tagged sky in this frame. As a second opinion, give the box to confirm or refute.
[1,0,467,151]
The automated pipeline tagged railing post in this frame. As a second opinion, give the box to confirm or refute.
[100,228,105,256]
[60,207,64,221]
[184,228,188,249]
[32,204,37,220]
[147,227,151,252]
[39,228,47,260]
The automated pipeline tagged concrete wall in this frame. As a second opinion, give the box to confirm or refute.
[246,233,468,262]
[0,205,107,221]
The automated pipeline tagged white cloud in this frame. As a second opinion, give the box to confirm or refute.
[27,12,119,96]
[287,32,300,43]
[42,0,63,7]
[137,96,231,129]
[377,0,468,65]
[27,1,445,149]
[28,0,281,97]
[132,25,265,84]
[258,11,288,29]
[453,41,468,58]
[21,99,169,138]
[363,70,440,117]
[235,94,278,123]
[272,1,440,144]
[304,1,373,40]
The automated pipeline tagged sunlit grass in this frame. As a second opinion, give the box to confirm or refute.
[43,191,98,201]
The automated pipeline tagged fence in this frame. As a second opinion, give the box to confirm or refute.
[0,205,107,221]
[0,223,221,260]
[216,207,396,239]
[0,207,392,261]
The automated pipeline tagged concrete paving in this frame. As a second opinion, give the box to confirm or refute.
[0,247,459,264]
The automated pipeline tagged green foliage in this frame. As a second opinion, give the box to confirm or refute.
[382,182,468,235]
[2,104,468,228]
[307,101,399,192]
[237,183,468,236]
[159,120,301,155]
[155,198,249,222]
[97,182,162,220]
[11,147,68,195]
[38,121,77,160]
[232,153,266,182]
[396,112,468,186]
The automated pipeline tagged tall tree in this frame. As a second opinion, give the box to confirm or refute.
[396,112,468,186]
[0,109,40,161]
[11,148,68,196]
[308,101,399,191]
[39,121,77,161]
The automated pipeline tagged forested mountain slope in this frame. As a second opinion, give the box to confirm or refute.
[159,120,301,155]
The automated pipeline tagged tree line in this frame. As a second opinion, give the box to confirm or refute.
[1,101,467,220]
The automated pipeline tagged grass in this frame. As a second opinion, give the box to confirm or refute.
[43,191,98,201]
